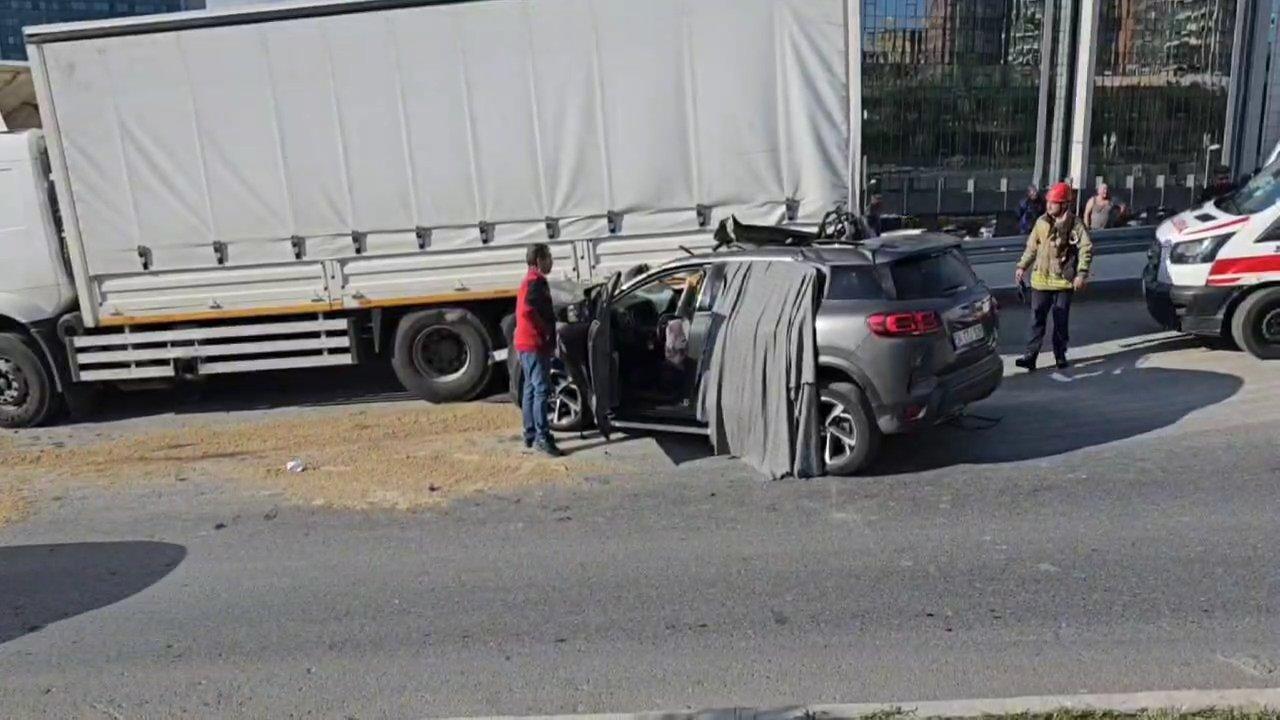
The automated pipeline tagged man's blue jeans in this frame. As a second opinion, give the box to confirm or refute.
[520,351,553,445]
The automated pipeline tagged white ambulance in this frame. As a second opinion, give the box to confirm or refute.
[1143,160,1280,359]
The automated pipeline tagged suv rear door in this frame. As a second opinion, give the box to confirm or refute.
[881,247,998,372]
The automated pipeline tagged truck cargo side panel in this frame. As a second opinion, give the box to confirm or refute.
[336,242,576,307]
[94,263,332,321]
[34,0,849,325]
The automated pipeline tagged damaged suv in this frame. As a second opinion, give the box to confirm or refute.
[512,220,1003,475]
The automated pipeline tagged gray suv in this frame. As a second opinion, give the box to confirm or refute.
[517,223,1003,475]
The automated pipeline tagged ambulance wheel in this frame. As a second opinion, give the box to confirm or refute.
[392,308,493,402]
[1231,286,1280,360]
[0,333,57,429]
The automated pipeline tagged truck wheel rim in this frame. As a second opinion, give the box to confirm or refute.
[550,370,583,427]
[820,397,858,465]
[1262,308,1280,344]
[0,358,28,408]
[413,326,470,382]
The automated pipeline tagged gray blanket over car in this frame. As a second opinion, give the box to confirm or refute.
[697,260,822,479]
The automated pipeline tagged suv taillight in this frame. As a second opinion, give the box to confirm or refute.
[867,311,942,337]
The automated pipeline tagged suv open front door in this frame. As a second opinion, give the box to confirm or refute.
[560,271,619,435]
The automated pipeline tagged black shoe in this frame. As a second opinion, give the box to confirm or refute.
[1014,355,1037,372]
[535,439,563,458]
[1055,357,1070,370]
[523,438,534,449]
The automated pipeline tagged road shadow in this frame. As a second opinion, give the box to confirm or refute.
[0,541,186,644]
[652,434,715,465]
[869,342,1243,476]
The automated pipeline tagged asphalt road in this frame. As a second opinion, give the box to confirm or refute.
[2,294,1278,719]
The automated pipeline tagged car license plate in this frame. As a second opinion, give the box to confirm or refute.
[952,324,985,348]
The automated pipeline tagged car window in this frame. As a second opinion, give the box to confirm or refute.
[696,265,727,311]
[615,268,705,319]
[888,249,977,300]
[826,265,887,300]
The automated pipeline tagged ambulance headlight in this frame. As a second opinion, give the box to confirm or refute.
[1169,234,1232,264]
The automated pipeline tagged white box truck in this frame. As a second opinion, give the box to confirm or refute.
[0,0,858,428]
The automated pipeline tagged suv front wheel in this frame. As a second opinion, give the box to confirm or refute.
[819,382,881,476]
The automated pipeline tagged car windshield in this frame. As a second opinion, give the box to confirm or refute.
[1219,162,1280,215]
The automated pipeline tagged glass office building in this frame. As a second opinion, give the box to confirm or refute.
[861,0,1262,225]
[1091,0,1238,208]
[1,0,203,61]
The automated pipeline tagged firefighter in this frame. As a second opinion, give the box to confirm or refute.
[1014,182,1094,371]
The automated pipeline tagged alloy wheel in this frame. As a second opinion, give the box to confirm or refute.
[819,397,859,466]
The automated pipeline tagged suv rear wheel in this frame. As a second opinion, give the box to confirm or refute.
[819,382,880,476]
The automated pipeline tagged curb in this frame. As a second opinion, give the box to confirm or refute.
[440,688,1280,720]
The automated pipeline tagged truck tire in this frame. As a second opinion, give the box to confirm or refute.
[1231,286,1280,360]
[392,308,493,402]
[0,333,57,429]
[818,382,881,476]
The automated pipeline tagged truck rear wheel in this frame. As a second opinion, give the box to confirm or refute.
[0,333,56,429]
[1231,287,1280,360]
[392,309,493,402]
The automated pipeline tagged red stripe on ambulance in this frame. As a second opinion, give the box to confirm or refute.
[1207,254,1280,286]
[1186,216,1249,238]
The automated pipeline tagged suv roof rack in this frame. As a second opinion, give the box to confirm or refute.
[712,211,872,253]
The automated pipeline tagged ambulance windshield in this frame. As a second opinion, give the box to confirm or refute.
[1223,163,1280,216]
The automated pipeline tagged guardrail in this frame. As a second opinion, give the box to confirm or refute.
[960,225,1156,290]
[959,225,1156,266]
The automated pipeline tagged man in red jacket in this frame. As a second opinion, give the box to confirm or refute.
[515,243,562,457]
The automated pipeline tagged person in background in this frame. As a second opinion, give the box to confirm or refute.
[1083,183,1116,230]
[1199,165,1238,203]
[1016,185,1045,235]
[1014,182,1093,371]
[514,243,562,457]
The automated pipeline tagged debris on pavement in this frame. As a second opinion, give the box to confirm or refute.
[0,480,28,528]
[0,404,594,513]
[0,436,30,527]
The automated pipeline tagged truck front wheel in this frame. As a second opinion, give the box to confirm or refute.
[1231,287,1280,360]
[391,309,494,402]
[0,333,56,429]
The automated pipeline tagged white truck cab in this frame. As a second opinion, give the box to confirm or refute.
[0,130,80,427]
[0,130,75,323]
[1144,160,1280,358]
